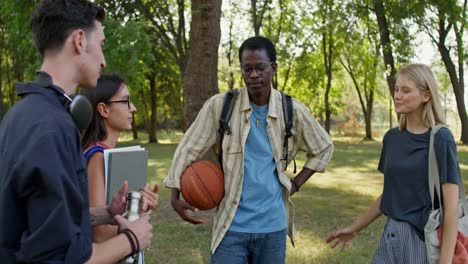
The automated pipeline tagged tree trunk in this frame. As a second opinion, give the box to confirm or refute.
[251,0,260,36]
[438,36,468,143]
[182,0,222,129]
[250,0,271,36]
[340,58,374,140]
[431,2,468,144]
[6,58,14,108]
[324,75,331,133]
[138,88,150,140]
[227,13,235,90]
[365,92,374,140]
[148,73,158,143]
[131,113,138,140]
[322,30,333,134]
[272,73,278,90]
[279,54,294,91]
[454,0,468,144]
[0,26,3,121]
[389,98,393,129]
[177,0,188,73]
[373,0,396,97]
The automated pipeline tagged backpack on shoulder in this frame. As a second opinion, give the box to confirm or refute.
[217,89,296,172]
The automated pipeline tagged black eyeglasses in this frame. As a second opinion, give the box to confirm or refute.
[241,62,273,75]
[106,98,131,109]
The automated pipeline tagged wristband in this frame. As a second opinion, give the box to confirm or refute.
[291,178,300,192]
[121,229,136,255]
[125,228,140,253]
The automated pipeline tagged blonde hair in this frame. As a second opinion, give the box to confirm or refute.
[397,63,446,130]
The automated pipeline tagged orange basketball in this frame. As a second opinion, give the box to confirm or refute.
[180,160,224,210]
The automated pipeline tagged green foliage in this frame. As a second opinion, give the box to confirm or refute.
[103,19,154,82]
[289,50,326,115]
[386,2,416,64]
[218,0,246,91]
[101,18,154,129]
[2,0,466,136]
[411,0,467,65]
[0,0,40,111]
[338,3,385,136]
[153,44,183,127]
[98,0,186,132]
[0,0,40,77]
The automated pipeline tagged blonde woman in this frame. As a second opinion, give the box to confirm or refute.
[327,63,460,263]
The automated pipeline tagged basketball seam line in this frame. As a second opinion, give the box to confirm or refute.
[191,164,217,207]
[181,169,196,206]
[200,161,223,189]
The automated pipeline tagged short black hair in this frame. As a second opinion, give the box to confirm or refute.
[238,36,276,64]
[30,0,105,57]
[81,74,125,149]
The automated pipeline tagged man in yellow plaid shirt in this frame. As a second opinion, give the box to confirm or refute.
[164,36,333,264]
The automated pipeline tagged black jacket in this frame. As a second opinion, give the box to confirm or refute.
[0,81,92,263]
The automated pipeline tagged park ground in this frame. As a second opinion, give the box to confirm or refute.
[117,131,468,264]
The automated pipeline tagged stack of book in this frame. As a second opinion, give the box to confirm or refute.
[103,146,148,204]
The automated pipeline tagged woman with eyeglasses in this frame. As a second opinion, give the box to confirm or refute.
[81,74,159,243]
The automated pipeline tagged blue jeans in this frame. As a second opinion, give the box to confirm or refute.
[210,229,287,264]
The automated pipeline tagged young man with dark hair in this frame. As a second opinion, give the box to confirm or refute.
[0,1,152,263]
[164,36,334,263]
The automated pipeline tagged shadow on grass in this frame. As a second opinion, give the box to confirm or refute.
[288,183,384,264]
[145,179,385,264]
[117,134,468,264]
[135,140,382,262]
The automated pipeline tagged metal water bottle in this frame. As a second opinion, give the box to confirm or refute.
[120,191,142,264]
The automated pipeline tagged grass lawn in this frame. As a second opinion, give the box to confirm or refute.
[118,132,468,264]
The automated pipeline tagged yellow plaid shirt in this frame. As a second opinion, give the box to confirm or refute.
[163,87,334,253]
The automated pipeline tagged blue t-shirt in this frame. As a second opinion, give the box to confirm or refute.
[378,127,461,240]
[229,103,287,233]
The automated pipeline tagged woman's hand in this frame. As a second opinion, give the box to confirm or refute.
[140,183,159,213]
[326,227,358,252]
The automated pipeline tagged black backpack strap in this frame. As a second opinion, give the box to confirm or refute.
[281,91,296,173]
[218,89,238,167]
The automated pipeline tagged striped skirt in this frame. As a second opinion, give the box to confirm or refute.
[372,217,428,264]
